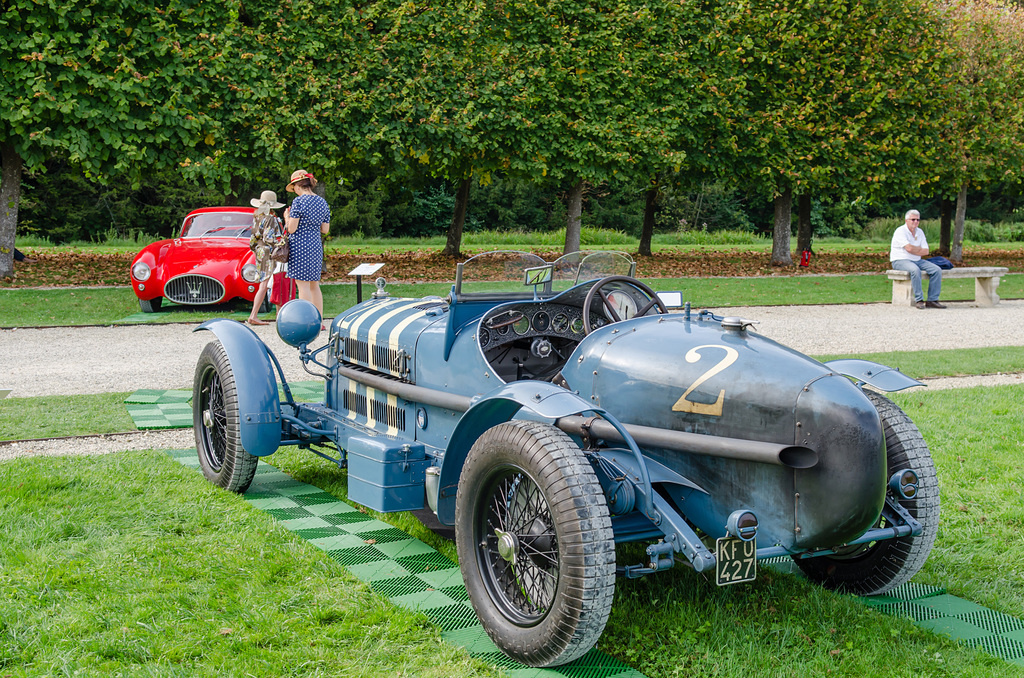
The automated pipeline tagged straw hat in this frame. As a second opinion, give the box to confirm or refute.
[286,169,317,192]
[250,190,284,209]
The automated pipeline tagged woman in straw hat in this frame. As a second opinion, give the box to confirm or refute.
[246,190,286,325]
[284,169,331,324]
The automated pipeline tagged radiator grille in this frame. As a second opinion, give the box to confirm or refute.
[371,398,406,431]
[343,389,405,431]
[343,337,407,378]
[165,274,225,305]
[343,389,367,416]
[344,338,369,364]
[373,344,402,373]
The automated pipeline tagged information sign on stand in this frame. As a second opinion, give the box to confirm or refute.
[348,263,385,303]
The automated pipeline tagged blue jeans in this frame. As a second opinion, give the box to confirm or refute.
[891,258,942,302]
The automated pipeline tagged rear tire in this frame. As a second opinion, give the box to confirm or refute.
[455,421,615,667]
[139,297,162,313]
[259,296,272,314]
[794,391,939,595]
[193,340,258,492]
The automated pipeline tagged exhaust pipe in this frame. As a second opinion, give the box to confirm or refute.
[555,416,818,469]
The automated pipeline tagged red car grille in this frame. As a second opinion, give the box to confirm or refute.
[165,274,225,305]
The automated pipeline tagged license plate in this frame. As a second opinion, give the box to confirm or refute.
[715,536,757,586]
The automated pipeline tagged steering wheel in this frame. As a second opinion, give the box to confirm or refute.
[582,276,669,334]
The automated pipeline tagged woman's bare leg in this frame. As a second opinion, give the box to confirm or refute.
[248,279,270,324]
[294,280,324,323]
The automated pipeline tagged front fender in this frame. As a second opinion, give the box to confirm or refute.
[195,319,282,456]
[825,359,923,392]
[435,382,602,525]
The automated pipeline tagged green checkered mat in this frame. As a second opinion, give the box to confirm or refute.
[126,382,326,430]
[165,449,647,678]
[125,389,194,405]
[126,401,194,429]
[762,557,1024,666]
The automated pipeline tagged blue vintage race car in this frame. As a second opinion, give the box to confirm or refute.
[191,251,938,667]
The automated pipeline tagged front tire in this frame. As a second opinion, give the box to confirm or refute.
[193,340,258,492]
[139,297,162,313]
[794,391,939,595]
[455,421,615,667]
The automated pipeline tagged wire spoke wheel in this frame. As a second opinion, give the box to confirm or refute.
[192,341,258,492]
[480,469,559,623]
[198,369,228,471]
[456,421,615,667]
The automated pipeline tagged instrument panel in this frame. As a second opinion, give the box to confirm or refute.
[478,302,604,349]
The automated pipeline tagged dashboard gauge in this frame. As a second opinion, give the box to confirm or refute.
[570,317,584,335]
[495,322,510,336]
[478,327,490,346]
[513,316,531,335]
[604,289,638,321]
[533,311,550,333]
[552,313,569,333]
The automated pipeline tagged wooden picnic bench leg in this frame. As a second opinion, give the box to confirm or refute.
[891,278,914,306]
[974,276,1001,306]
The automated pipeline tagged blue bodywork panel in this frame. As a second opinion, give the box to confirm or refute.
[825,359,923,392]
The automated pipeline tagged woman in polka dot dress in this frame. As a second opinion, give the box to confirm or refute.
[284,169,331,323]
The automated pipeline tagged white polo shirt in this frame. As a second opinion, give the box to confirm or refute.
[890,224,928,262]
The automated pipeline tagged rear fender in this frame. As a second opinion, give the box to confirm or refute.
[194,319,282,456]
[435,382,603,524]
[825,359,923,392]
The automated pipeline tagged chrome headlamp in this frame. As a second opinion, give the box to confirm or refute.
[131,262,151,281]
[241,264,260,283]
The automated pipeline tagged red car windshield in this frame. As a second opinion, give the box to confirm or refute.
[182,212,253,238]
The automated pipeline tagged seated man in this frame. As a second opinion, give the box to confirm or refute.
[890,210,945,309]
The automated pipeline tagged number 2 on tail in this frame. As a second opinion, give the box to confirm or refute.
[671,345,739,416]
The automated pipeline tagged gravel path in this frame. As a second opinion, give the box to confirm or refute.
[3,299,1023,458]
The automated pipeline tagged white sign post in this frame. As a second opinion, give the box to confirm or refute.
[348,263,385,303]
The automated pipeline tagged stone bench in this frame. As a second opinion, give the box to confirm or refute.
[886,266,1010,306]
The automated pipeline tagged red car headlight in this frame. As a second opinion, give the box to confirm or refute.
[132,262,152,281]
[241,263,260,283]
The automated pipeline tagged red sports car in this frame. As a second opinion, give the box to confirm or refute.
[130,207,269,313]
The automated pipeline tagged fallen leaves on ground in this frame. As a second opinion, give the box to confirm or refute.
[3,247,1023,288]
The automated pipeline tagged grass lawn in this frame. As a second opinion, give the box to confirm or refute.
[2,385,1022,676]
[0,453,498,677]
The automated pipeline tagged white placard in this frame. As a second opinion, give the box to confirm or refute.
[348,263,385,276]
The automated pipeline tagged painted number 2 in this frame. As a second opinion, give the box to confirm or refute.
[671,344,739,417]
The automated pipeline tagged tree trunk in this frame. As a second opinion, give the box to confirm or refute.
[564,179,584,255]
[796,193,812,253]
[952,182,968,264]
[771,186,793,266]
[939,197,953,256]
[442,177,472,258]
[638,184,658,257]
[227,175,244,206]
[0,142,23,279]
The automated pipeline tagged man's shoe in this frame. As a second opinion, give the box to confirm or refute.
[915,301,927,309]
[925,300,947,309]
